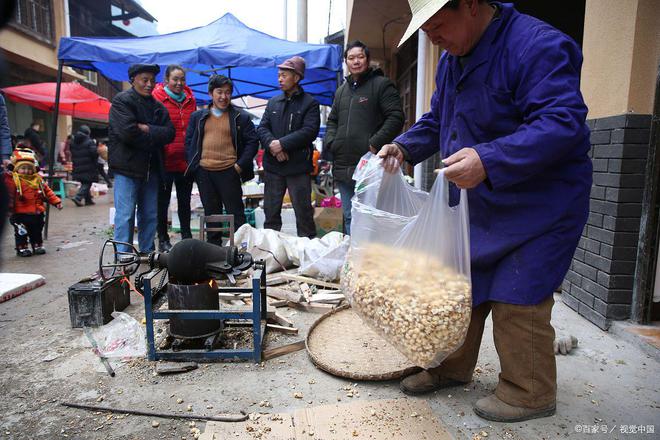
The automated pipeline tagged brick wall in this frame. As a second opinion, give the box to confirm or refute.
[561,113,652,330]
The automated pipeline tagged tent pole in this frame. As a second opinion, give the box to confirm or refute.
[44,60,64,240]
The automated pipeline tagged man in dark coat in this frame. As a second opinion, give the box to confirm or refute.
[257,56,320,238]
[109,64,175,254]
[184,75,258,246]
[379,0,592,423]
[324,40,404,234]
[70,125,98,206]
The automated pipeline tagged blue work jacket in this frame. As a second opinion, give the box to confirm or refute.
[394,3,592,306]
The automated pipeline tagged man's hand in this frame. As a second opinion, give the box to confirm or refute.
[369,145,378,154]
[442,148,486,189]
[55,203,63,210]
[234,163,242,174]
[276,151,289,162]
[269,140,283,155]
[377,143,404,174]
[137,123,150,133]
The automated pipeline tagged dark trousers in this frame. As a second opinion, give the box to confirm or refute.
[98,163,112,185]
[264,171,316,238]
[75,181,93,203]
[195,167,246,245]
[433,295,556,408]
[11,213,45,249]
[157,171,193,241]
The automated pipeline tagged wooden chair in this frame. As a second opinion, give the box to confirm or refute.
[199,214,235,246]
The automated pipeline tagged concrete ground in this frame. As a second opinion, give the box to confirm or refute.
[0,190,658,440]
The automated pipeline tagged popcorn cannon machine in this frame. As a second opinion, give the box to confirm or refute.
[99,238,268,362]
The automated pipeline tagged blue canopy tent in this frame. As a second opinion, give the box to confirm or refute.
[43,13,342,238]
[57,13,342,106]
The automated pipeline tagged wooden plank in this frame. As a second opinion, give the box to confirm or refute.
[268,300,288,308]
[280,273,341,290]
[262,340,305,361]
[266,276,287,286]
[309,292,345,304]
[267,312,295,328]
[155,362,198,375]
[286,301,336,314]
[266,323,299,335]
[266,287,304,303]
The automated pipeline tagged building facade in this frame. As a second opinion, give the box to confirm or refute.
[0,0,157,153]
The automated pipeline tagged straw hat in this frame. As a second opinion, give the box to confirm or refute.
[399,0,451,47]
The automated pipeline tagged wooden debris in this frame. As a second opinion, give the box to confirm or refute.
[267,312,295,328]
[298,283,313,301]
[155,362,198,375]
[309,292,344,304]
[266,276,287,286]
[266,323,299,335]
[280,273,341,290]
[286,301,336,314]
[266,287,304,303]
[262,340,305,361]
[269,300,288,308]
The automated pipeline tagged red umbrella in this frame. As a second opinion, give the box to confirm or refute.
[1,82,111,121]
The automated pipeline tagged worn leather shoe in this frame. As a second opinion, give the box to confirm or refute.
[72,197,83,207]
[474,394,556,422]
[400,370,467,395]
[32,246,46,255]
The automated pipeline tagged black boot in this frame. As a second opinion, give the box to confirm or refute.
[158,240,172,252]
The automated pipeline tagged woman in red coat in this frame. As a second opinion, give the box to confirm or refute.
[152,64,197,251]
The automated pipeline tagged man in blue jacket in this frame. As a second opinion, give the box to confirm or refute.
[258,56,320,238]
[184,75,259,245]
[379,0,592,422]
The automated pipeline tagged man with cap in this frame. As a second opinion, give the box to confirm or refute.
[378,0,592,422]
[108,64,175,254]
[257,56,320,238]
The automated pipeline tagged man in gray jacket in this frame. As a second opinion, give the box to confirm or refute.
[324,40,404,234]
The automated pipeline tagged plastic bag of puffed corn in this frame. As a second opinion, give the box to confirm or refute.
[341,153,472,369]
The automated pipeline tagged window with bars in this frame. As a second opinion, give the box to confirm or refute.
[12,0,54,43]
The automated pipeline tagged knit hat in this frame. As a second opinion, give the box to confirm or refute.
[277,56,306,79]
[10,148,38,171]
[79,125,91,136]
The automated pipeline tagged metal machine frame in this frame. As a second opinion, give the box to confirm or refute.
[142,262,268,362]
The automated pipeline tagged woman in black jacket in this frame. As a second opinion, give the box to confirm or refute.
[70,125,99,206]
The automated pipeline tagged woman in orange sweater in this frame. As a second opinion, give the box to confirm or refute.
[5,148,62,256]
